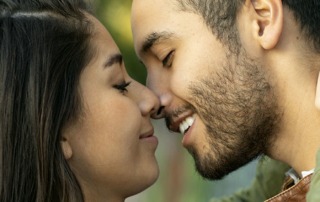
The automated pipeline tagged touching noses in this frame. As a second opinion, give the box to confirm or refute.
[137,82,161,118]
[146,73,172,119]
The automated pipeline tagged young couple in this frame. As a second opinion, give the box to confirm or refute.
[1,0,320,201]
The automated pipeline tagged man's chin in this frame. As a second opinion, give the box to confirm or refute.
[195,160,231,180]
[187,147,229,180]
[189,147,257,180]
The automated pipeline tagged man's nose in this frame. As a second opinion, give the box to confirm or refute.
[146,70,172,119]
[151,92,173,119]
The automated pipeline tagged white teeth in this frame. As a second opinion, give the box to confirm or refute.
[179,124,185,135]
[179,116,195,135]
[186,117,194,125]
[182,121,189,130]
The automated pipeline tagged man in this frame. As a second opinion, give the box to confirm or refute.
[131,0,320,201]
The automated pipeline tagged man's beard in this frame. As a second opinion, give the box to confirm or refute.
[185,51,281,180]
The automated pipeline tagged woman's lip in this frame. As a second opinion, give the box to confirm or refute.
[139,128,154,139]
[139,128,159,148]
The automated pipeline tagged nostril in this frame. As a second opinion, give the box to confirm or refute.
[151,106,165,119]
[157,106,165,116]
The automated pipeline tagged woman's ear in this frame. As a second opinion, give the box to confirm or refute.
[251,0,283,49]
[61,137,73,160]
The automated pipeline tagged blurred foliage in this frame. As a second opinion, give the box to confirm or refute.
[94,0,146,84]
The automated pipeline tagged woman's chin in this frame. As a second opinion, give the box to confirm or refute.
[128,163,159,197]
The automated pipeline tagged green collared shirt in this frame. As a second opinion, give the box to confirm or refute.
[307,149,320,202]
[210,150,320,202]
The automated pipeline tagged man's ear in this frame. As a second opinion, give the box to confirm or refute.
[60,136,73,160]
[251,0,283,50]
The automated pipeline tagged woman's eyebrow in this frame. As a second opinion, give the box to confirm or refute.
[104,53,123,68]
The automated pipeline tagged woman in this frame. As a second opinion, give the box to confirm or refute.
[0,0,160,201]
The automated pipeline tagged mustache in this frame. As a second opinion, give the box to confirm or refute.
[164,104,196,131]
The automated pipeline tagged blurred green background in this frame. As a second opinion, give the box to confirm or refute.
[95,0,146,84]
[93,1,258,201]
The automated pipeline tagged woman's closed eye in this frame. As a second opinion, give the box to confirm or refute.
[162,50,175,68]
[113,81,131,94]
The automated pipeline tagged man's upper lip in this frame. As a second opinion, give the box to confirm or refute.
[168,111,194,133]
[139,128,154,139]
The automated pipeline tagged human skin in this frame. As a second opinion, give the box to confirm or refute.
[131,0,320,180]
[61,14,160,202]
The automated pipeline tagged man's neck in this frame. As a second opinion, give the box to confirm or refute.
[269,56,320,175]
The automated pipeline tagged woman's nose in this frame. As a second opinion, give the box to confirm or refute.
[137,84,161,117]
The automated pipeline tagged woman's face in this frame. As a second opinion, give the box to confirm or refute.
[61,15,160,201]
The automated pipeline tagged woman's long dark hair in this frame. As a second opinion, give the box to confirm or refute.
[0,0,94,201]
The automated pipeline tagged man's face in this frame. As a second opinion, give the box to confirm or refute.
[132,0,280,179]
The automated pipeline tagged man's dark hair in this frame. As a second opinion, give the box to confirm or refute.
[176,0,320,52]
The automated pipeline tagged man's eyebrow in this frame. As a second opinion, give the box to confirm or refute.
[141,31,173,53]
[104,53,123,68]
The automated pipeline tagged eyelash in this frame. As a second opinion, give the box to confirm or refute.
[162,50,174,68]
[113,81,131,94]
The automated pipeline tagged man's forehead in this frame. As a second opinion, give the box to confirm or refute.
[132,0,179,14]
[131,0,190,56]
